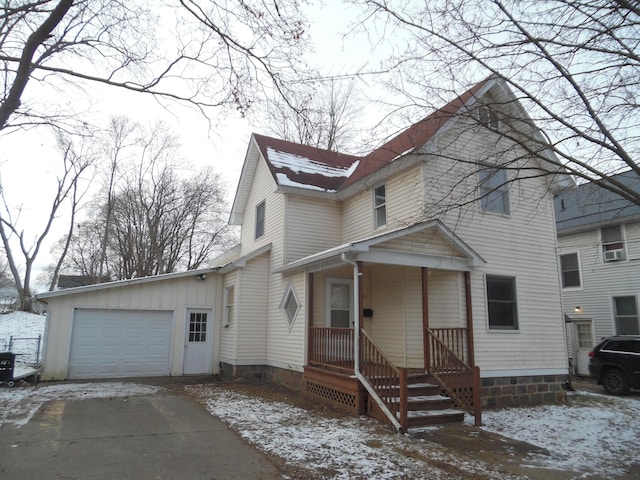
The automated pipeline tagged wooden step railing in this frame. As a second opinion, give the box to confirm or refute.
[426,328,481,426]
[360,330,408,432]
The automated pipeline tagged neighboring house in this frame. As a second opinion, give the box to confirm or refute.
[555,171,640,377]
[38,77,571,431]
[56,275,111,289]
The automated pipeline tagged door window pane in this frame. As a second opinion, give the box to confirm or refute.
[188,312,207,342]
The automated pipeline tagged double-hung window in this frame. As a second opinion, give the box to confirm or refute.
[486,275,518,330]
[613,296,639,335]
[373,184,387,228]
[559,253,581,288]
[479,167,510,215]
[255,201,265,239]
[224,285,235,326]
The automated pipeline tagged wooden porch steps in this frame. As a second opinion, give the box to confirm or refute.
[374,373,466,429]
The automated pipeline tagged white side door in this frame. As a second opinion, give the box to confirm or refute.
[183,309,212,375]
[324,278,353,362]
[574,320,594,377]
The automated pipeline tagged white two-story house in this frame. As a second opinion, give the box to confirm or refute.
[555,172,640,376]
[39,77,571,431]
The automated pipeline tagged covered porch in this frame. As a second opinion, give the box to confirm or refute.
[279,221,485,431]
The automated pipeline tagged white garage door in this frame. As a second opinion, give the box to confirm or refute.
[69,309,173,379]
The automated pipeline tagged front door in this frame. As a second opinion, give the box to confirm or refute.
[325,278,353,327]
[574,320,594,376]
[183,309,212,374]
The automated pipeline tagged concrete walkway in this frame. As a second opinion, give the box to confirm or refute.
[0,390,283,479]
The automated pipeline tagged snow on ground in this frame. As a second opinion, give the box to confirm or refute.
[1,311,639,478]
[479,391,640,477]
[0,310,45,343]
[187,385,640,480]
[187,386,513,480]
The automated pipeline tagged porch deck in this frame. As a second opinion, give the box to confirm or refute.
[305,326,481,430]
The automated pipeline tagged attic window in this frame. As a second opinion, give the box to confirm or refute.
[478,106,500,129]
[280,283,300,331]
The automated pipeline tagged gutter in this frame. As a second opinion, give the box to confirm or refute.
[341,253,402,432]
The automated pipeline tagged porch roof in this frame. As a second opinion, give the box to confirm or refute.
[275,220,486,275]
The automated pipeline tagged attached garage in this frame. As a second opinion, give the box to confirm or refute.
[69,309,173,379]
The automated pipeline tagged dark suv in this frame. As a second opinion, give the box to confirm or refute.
[588,336,640,395]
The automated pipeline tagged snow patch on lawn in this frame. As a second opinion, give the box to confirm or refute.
[0,382,161,427]
[0,310,45,342]
[188,386,519,480]
[479,391,640,477]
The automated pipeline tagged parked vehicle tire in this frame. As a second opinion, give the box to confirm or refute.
[602,368,630,395]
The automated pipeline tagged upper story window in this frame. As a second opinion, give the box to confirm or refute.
[602,225,625,262]
[478,106,500,129]
[486,275,518,330]
[373,184,387,228]
[479,166,510,215]
[255,201,265,239]
[559,253,581,289]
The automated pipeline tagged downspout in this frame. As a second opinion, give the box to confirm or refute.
[341,253,403,432]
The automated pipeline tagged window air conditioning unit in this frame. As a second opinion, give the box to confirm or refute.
[604,249,624,261]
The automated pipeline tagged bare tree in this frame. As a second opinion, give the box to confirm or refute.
[265,79,364,152]
[351,0,640,205]
[55,120,233,280]
[0,132,93,310]
[0,0,311,133]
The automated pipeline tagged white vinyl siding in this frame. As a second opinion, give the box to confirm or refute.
[558,222,640,342]
[424,109,566,373]
[239,158,285,264]
[234,254,269,364]
[284,195,342,263]
[342,164,424,242]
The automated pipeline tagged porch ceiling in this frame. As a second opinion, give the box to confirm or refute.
[276,220,486,275]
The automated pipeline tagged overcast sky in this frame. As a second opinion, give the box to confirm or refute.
[0,2,383,291]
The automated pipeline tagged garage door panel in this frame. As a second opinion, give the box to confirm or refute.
[69,309,173,379]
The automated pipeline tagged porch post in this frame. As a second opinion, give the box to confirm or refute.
[357,261,364,330]
[464,271,475,367]
[422,267,430,372]
[306,272,314,365]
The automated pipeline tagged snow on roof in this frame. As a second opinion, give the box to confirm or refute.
[269,147,360,192]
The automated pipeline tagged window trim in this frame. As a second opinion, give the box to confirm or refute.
[485,274,519,331]
[559,252,582,290]
[478,166,510,216]
[373,184,387,228]
[224,285,235,327]
[255,201,266,239]
[280,282,300,331]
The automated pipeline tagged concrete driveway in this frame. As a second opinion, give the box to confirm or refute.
[0,386,283,479]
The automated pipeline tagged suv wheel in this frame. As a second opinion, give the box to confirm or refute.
[602,368,630,395]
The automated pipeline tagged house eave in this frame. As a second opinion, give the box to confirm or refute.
[217,243,272,274]
[275,220,485,275]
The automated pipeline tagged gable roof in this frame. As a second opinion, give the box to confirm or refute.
[230,76,568,223]
[253,78,491,194]
[555,171,640,234]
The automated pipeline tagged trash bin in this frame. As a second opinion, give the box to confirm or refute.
[0,352,16,383]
